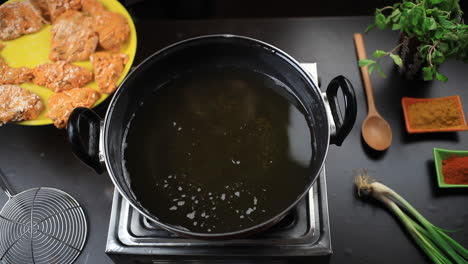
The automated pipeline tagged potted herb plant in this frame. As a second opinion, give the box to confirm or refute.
[359,0,467,82]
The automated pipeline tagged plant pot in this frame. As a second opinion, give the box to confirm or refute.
[397,33,426,80]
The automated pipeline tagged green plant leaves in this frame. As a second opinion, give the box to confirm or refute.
[440,20,456,29]
[358,59,386,77]
[437,0,462,13]
[419,44,432,58]
[442,32,458,41]
[434,30,444,39]
[376,13,387,29]
[423,66,435,81]
[438,42,449,53]
[436,72,448,82]
[372,50,387,58]
[358,59,376,67]
[432,50,445,64]
[411,7,426,27]
[390,53,403,67]
[403,2,416,9]
[424,18,438,31]
[368,64,375,75]
[375,64,387,78]
[363,0,467,82]
[388,9,402,23]
[365,24,376,33]
[392,23,402,30]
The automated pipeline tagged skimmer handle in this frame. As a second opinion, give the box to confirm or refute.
[0,168,15,198]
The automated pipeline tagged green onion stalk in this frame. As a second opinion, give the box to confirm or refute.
[355,172,468,264]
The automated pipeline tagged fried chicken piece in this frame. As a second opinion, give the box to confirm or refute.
[0,85,44,125]
[31,0,81,23]
[0,58,34,85]
[93,11,130,52]
[90,52,128,93]
[33,61,93,92]
[30,0,51,23]
[47,87,99,128]
[81,0,105,15]
[50,10,98,62]
[0,0,44,41]
[47,0,81,22]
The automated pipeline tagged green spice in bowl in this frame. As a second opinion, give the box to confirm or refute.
[433,148,468,188]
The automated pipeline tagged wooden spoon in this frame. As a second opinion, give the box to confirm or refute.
[353,33,392,151]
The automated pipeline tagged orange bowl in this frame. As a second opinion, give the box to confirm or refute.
[401,96,468,133]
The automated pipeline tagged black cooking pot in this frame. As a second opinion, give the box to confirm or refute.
[67,35,357,239]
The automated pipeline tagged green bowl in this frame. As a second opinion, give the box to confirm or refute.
[433,148,468,188]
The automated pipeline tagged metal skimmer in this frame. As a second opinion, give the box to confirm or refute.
[0,169,87,264]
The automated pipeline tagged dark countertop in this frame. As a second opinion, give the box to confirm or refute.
[0,17,467,264]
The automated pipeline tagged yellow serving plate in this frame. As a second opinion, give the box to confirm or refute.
[1,0,137,125]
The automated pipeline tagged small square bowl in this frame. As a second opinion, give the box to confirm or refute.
[433,148,468,188]
[402,96,468,133]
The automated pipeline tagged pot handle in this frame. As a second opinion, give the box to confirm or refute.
[67,107,104,174]
[326,76,357,146]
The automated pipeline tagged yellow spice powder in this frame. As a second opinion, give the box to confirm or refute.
[408,99,463,129]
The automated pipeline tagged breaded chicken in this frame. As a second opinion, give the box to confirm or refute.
[90,52,128,93]
[30,0,51,23]
[33,61,93,92]
[31,0,81,23]
[0,0,44,41]
[0,58,34,85]
[81,0,105,15]
[50,10,98,62]
[0,85,44,125]
[93,11,130,52]
[47,87,99,128]
[48,0,81,22]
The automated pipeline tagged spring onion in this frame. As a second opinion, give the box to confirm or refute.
[355,171,468,264]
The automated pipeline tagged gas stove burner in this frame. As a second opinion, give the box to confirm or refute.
[106,169,331,263]
[105,63,332,263]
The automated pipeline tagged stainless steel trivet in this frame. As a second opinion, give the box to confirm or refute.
[0,169,87,264]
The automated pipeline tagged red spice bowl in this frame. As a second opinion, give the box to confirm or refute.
[402,96,468,133]
[433,148,468,188]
